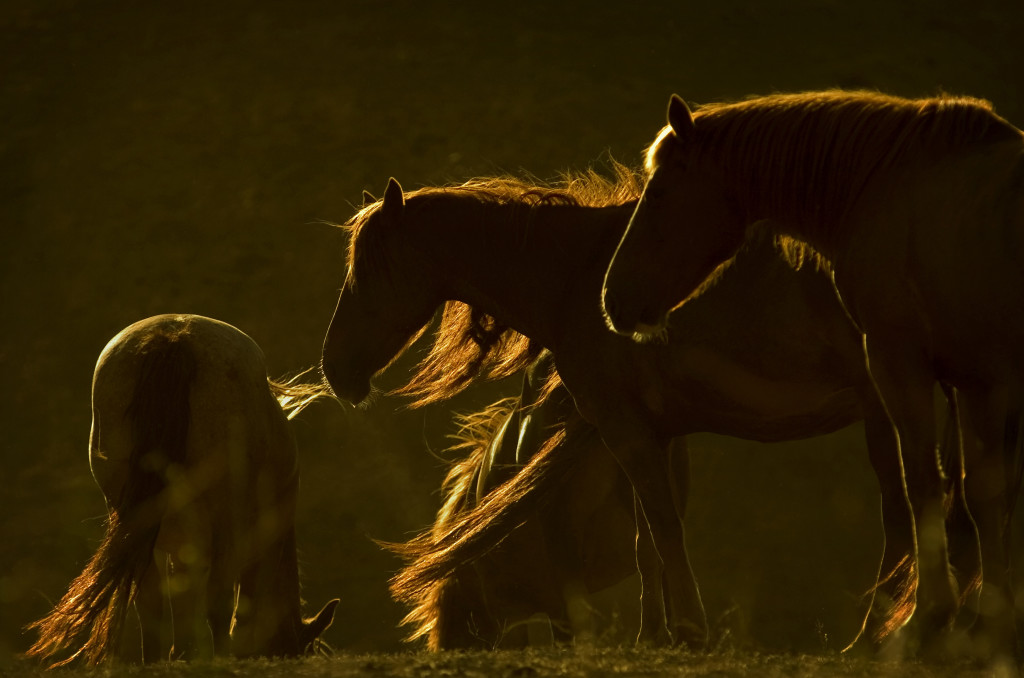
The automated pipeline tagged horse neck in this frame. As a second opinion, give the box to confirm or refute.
[701,123,909,258]
[409,197,631,349]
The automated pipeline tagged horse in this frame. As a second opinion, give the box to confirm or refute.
[388,351,684,648]
[601,90,1024,657]
[26,314,339,666]
[319,164,970,648]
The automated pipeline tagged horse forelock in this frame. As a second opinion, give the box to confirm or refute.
[644,125,676,176]
[653,90,1018,239]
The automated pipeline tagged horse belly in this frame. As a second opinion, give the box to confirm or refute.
[665,347,861,441]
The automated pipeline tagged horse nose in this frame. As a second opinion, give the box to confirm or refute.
[638,307,665,329]
[320,360,341,397]
[601,289,632,335]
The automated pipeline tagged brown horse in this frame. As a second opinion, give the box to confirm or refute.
[27,314,338,666]
[319,165,965,648]
[602,90,1023,657]
[388,352,684,648]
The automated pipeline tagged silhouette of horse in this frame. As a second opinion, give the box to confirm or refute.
[602,90,1023,657]
[27,314,338,666]
[320,164,969,648]
[388,352,684,648]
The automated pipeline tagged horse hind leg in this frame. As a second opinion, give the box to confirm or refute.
[941,388,982,619]
[958,385,1020,661]
[848,388,923,654]
[206,550,236,656]
[134,550,170,662]
[863,336,958,653]
[159,512,214,660]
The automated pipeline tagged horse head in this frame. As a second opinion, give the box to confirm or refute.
[602,94,746,339]
[232,596,340,658]
[322,177,440,405]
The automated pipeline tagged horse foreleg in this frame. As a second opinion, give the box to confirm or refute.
[603,427,706,648]
[633,492,669,646]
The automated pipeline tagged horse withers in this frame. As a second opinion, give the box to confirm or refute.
[27,314,338,666]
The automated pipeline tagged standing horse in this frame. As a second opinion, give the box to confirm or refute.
[27,314,338,666]
[389,352,682,648]
[602,90,1023,657]
[320,166,963,647]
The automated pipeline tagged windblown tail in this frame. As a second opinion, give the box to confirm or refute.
[26,331,197,666]
[385,416,597,626]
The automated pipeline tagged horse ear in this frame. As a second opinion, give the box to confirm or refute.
[381,177,405,220]
[302,598,339,648]
[667,94,695,137]
[362,189,376,205]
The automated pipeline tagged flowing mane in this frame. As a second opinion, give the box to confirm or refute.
[340,160,642,407]
[387,398,513,643]
[648,90,1020,242]
[385,400,577,646]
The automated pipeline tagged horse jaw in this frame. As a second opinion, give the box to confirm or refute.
[600,286,669,342]
[319,347,372,406]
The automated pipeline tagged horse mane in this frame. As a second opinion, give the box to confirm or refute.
[433,398,518,539]
[386,426,573,646]
[386,373,570,645]
[648,90,1020,246]
[269,367,336,420]
[350,159,639,407]
[393,302,542,408]
[388,398,516,643]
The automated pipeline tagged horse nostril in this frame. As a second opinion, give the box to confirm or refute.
[639,307,663,329]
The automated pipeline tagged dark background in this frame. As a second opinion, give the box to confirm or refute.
[2,0,1022,662]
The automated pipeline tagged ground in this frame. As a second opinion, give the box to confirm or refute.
[2,0,1023,672]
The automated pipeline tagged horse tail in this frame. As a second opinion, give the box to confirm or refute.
[384,417,593,617]
[392,301,544,408]
[26,331,197,667]
[268,367,335,420]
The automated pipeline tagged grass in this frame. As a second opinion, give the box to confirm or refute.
[2,648,1018,678]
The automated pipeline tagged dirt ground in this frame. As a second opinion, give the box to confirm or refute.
[2,0,1024,669]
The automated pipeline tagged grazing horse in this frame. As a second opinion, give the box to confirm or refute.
[319,165,963,647]
[27,314,338,666]
[602,90,1023,657]
[389,352,684,648]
